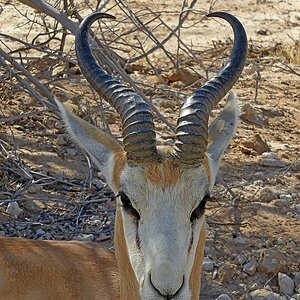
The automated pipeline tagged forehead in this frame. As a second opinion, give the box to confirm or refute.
[120,158,209,200]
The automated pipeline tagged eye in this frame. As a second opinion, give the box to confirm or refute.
[118,192,140,220]
[190,195,209,223]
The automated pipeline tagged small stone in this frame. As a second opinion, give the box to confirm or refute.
[258,246,287,275]
[204,246,211,255]
[258,188,278,202]
[243,260,257,275]
[286,240,296,248]
[248,289,281,300]
[280,194,292,201]
[233,236,246,245]
[234,253,247,265]
[291,294,300,300]
[36,229,45,237]
[272,198,290,208]
[261,152,278,159]
[56,134,68,145]
[240,104,265,126]
[75,234,94,242]
[260,158,289,168]
[6,201,23,218]
[215,294,232,300]
[278,272,295,296]
[66,148,77,156]
[242,134,270,154]
[55,121,63,129]
[295,204,300,214]
[27,184,43,193]
[202,256,214,272]
[0,231,5,236]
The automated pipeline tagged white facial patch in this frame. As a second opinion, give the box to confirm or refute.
[118,164,208,299]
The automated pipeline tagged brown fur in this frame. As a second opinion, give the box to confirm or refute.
[114,209,141,300]
[0,237,119,300]
[112,151,127,189]
[145,160,181,187]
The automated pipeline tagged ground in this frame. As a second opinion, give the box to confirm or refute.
[0,0,299,299]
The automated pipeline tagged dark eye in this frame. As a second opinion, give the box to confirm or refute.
[190,195,209,223]
[118,192,140,220]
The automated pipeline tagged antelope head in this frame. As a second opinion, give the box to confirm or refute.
[56,11,247,300]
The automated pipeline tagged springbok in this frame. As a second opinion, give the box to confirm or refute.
[0,11,247,300]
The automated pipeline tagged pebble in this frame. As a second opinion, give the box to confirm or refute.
[56,134,68,145]
[272,198,290,208]
[286,240,296,248]
[295,204,300,214]
[248,289,281,300]
[278,272,295,296]
[75,234,94,242]
[234,253,247,265]
[202,256,215,272]
[258,246,287,275]
[243,260,257,275]
[66,148,77,156]
[260,158,289,168]
[233,236,246,245]
[36,229,45,237]
[6,201,23,218]
[261,152,278,159]
[258,187,278,202]
[27,184,43,193]
[215,294,232,300]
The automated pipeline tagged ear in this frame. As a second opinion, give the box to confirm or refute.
[206,91,240,188]
[55,98,123,186]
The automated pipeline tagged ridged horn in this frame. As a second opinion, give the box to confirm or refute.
[76,12,157,164]
[173,12,248,166]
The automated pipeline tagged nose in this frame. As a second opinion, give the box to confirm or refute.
[149,273,184,298]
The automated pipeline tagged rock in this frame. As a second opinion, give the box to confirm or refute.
[202,256,215,272]
[215,294,232,300]
[165,67,200,85]
[218,262,236,283]
[280,194,292,201]
[54,120,63,129]
[291,294,300,300]
[293,272,300,288]
[6,201,23,218]
[272,198,290,208]
[36,229,45,237]
[258,188,278,202]
[242,134,270,154]
[278,272,295,296]
[295,204,300,214]
[258,246,288,275]
[66,148,77,156]
[56,134,68,146]
[75,234,94,242]
[248,289,281,300]
[240,104,265,126]
[27,184,43,193]
[234,253,247,265]
[233,236,246,245]
[260,153,289,168]
[243,260,257,275]
[286,240,296,248]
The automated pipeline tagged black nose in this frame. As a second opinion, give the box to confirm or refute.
[149,274,184,299]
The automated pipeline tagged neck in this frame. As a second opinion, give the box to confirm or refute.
[114,209,140,300]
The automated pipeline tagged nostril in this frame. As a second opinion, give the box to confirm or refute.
[149,274,184,298]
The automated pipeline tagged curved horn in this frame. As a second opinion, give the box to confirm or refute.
[173,12,247,166]
[76,12,157,164]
